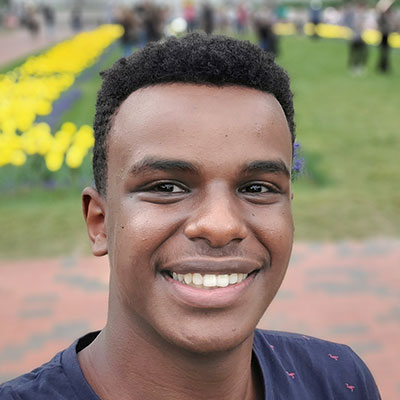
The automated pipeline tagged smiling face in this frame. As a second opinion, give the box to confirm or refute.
[85,83,294,354]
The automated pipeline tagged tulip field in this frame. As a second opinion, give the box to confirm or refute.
[0,24,123,186]
[0,27,399,258]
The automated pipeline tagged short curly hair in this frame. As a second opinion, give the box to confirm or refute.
[93,32,295,195]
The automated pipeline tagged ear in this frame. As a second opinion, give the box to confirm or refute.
[82,186,108,257]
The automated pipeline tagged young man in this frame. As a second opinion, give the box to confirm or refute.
[0,33,380,399]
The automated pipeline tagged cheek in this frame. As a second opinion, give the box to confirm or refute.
[112,202,180,247]
[108,202,186,280]
[251,204,294,259]
[255,208,293,300]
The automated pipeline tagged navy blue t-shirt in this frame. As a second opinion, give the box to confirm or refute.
[0,330,381,399]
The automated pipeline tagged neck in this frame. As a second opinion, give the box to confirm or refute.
[79,317,262,400]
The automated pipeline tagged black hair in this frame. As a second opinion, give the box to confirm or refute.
[93,32,295,195]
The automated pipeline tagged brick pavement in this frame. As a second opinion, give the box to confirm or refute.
[0,239,399,399]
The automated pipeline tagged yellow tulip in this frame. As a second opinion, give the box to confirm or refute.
[66,145,85,168]
[21,133,37,155]
[10,149,26,166]
[74,125,94,149]
[2,119,16,135]
[36,100,52,115]
[61,122,77,135]
[35,126,53,155]
[45,151,64,171]
[0,150,12,166]
[16,110,35,132]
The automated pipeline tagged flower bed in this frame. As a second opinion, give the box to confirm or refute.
[0,24,123,173]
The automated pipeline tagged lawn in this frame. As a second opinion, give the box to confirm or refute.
[1,34,399,259]
[280,36,400,239]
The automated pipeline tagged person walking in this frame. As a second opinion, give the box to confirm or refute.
[376,5,393,73]
[347,2,369,75]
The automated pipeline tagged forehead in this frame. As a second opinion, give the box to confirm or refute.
[108,83,292,172]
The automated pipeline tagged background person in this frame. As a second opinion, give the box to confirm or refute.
[376,1,394,73]
[347,1,369,75]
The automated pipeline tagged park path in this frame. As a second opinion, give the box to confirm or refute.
[0,27,75,68]
[0,238,399,399]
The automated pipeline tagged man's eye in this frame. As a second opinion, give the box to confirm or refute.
[239,183,278,194]
[151,183,186,193]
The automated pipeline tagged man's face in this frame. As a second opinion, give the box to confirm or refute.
[102,84,293,353]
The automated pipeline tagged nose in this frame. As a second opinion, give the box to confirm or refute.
[183,187,248,248]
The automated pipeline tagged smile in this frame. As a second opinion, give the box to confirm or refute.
[169,272,249,289]
[160,258,262,308]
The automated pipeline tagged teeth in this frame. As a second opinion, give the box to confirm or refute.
[229,273,238,284]
[169,272,249,289]
[216,274,229,287]
[203,274,217,287]
[192,273,202,285]
[183,273,192,284]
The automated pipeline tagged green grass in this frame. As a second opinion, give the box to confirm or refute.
[278,37,400,240]
[1,36,399,259]
[0,187,91,259]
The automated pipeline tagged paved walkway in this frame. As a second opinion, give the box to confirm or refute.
[0,28,75,68]
[0,238,399,398]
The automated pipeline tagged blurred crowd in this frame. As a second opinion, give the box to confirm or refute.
[109,0,399,74]
[1,2,85,36]
[1,0,399,73]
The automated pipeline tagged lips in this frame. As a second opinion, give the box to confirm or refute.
[159,257,263,308]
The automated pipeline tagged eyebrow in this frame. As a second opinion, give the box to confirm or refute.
[128,157,290,178]
[128,157,199,176]
[242,160,290,177]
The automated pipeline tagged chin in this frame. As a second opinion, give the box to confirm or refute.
[162,322,255,356]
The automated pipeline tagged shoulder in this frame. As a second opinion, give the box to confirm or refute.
[255,328,351,350]
[255,329,363,359]
[253,329,381,399]
[0,332,100,400]
[0,351,71,399]
[254,329,361,366]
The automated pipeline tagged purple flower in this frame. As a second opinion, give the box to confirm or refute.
[38,88,82,129]
[292,141,304,176]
